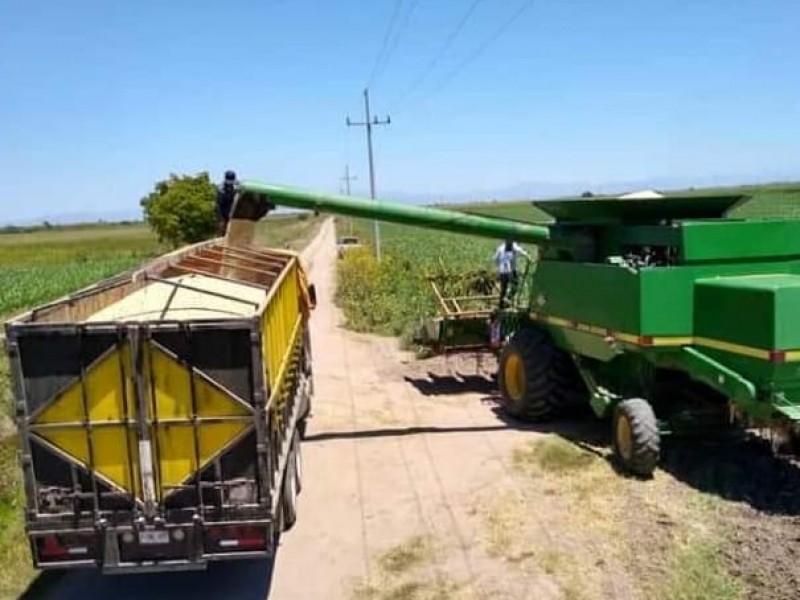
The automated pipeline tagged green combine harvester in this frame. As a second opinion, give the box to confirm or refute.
[236,181,800,477]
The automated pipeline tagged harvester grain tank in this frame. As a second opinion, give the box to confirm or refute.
[4,225,315,572]
[238,180,800,477]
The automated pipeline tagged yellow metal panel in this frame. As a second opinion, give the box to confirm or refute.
[93,427,140,495]
[36,347,133,425]
[150,348,251,495]
[262,260,301,394]
[38,426,141,496]
[198,423,251,463]
[32,342,253,501]
[154,424,196,491]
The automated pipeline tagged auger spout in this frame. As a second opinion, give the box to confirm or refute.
[236,181,550,244]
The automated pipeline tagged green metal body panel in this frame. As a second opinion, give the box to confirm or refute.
[696,275,800,349]
[530,260,800,338]
[681,221,800,262]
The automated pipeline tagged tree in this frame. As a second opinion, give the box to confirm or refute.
[581,190,594,198]
[140,172,217,247]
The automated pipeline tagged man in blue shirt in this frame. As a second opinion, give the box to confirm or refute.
[494,239,531,308]
[216,170,238,236]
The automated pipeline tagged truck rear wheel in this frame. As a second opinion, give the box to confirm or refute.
[612,398,660,477]
[281,437,300,531]
[497,327,557,421]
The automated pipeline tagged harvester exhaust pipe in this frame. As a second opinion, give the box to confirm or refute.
[236,181,550,244]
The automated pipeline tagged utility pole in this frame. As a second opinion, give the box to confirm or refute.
[346,87,390,261]
[340,164,357,195]
[340,165,358,235]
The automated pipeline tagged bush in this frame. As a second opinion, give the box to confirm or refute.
[140,172,217,247]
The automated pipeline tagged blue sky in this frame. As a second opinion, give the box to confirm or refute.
[1,0,798,222]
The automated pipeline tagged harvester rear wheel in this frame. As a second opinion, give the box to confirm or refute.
[612,398,660,477]
[497,327,557,421]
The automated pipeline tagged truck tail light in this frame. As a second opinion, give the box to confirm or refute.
[37,534,92,561]
[206,525,266,551]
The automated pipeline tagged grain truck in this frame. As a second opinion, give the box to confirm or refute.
[4,220,316,572]
[234,180,800,478]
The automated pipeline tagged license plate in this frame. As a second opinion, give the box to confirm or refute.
[139,530,169,545]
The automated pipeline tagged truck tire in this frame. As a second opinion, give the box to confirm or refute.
[281,455,297,531]
[281,443,299,531]
[293,429,303,494]
[612,398,660,477]
[497,327,557,421]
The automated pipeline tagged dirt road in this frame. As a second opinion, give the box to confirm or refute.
[21,219,800,600]
[270,219,547,599]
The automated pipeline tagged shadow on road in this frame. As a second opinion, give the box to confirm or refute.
[403,372,496,397]
[304,424,509,443]
[20,553,276,600]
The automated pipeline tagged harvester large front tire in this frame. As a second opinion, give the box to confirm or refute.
[497,328,556,421]
[612,398,660,477]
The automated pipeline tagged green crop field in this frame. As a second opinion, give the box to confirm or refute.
[335,182,800,343]
[0,223,160,319]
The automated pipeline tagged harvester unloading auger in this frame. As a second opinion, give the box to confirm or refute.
[236,180,800,477]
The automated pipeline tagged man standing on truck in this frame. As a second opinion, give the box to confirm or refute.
[216,170,238,236]
[494,239,530,308]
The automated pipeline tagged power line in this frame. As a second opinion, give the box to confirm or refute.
[400,0,537,112]
[367,0,406,86]
[369,0,420,88]
[392,0,486,108]
[428,0,537,97]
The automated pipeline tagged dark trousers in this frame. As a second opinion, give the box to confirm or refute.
[499,270,518,307]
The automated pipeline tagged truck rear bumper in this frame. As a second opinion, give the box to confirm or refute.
[30,520,275,573]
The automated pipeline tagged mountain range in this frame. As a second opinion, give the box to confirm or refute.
[4,171,798,227]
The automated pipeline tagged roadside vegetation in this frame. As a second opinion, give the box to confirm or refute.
[334,217,506,346]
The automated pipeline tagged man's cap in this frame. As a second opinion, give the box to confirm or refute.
[224,170,237,182]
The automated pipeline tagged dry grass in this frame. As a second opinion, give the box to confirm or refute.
[378,535,434,575]
[354,578,464,600]
[471,436,745,600]
[352,535,468,600]
[659,537,743,600]
[512,438,597,476]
